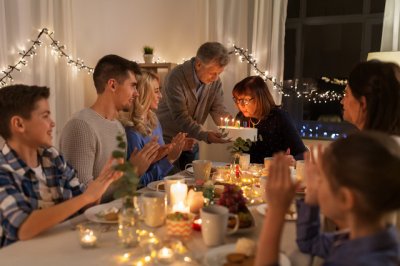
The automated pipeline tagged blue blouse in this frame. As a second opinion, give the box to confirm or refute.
[125,122,173,186]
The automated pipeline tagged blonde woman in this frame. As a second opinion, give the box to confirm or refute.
[122,71,191,186]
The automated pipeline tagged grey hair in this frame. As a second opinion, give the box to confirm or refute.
[196,42,230,66]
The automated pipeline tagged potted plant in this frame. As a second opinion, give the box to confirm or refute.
[143,45,154,64]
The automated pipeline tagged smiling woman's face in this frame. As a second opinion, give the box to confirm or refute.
[149,79,162,110]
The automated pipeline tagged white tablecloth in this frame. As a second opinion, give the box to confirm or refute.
[0,167,312,266]
[0,203,311,266]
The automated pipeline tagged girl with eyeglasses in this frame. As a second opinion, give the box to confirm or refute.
[232,76,307,164]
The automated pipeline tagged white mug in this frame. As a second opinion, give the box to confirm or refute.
[157,175,185,203]
[185,160,212,181]
[141,191,166,227]
[200,205,239,246]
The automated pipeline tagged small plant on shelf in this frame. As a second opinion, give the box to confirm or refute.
[112,133,140,199]
[143,45,154,55]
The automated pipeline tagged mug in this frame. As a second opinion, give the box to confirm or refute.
[157,175,185,203]
[185,160,212,181]
[141,191,166,227]
[200,205,239,246]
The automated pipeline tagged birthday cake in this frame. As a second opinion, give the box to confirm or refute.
[218,126,258,141]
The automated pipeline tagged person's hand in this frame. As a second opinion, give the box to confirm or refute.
[266,153,298,214]
[207,131,231,144]
[129,139,160,176]
[167,132,187,163]
[83,158,123,203]
[183,137,196,151]
[152,144,173,163]
[285,148,296,166]
[303,145,323,206]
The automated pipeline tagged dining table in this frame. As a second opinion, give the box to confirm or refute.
[0,166,312,266]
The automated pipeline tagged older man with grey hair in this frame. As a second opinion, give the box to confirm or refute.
[156,42,231,170]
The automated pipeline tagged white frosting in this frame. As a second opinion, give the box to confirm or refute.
[219,126,258,141]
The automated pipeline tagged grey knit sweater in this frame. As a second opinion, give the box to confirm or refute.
[59,108,125,202]
[156,57,230,143]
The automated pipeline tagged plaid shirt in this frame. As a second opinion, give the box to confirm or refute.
[0,144,85,248]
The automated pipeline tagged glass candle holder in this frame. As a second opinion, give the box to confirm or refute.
[78,222,100,248]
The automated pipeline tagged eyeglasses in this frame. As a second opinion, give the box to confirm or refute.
[233,97,254,105]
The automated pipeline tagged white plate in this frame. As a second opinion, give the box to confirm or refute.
[84,199,122,224]
[185,161,229,174]
[147,177,195,191]
[256,204,298,221]
[203,243,291,266]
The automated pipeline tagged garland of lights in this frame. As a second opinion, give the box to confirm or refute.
[0,29,345,104]
[232,44,347,103]
[0,28,93,87]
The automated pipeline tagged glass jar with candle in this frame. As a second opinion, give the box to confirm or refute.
[118,196,138,248]
[78,222,101,248]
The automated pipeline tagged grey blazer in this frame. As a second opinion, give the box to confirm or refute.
[156,57,229,143]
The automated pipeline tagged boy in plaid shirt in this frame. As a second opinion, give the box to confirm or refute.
[0,85,121,247]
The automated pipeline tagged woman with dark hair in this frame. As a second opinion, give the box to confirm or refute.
[341,60,400,135]
[232,76,307,163]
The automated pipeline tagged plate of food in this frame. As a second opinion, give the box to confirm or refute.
[146,178,195,191]
[256,203,298,221]
[203,242,291,266]
[84,199,122,223]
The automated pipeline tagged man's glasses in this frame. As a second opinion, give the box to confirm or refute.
[233,97,254,105]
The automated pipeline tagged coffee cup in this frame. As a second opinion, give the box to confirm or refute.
[185,160,212,181]
[200,205,239,246]
[141,191,166,227]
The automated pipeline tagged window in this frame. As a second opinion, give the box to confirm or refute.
[282,0,385,140]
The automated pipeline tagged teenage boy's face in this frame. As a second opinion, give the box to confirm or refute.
[22,98,55,148]
[114,71,139,112]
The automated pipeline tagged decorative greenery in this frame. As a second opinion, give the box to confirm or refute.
[112,133,140,199]
[227,137,253,154]
[143,45,154,55]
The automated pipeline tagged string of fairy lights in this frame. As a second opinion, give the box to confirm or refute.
[0,28,93,87]
[0,28,346,104]
[232,44,347,103]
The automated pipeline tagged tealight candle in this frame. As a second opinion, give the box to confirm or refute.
[192,218,202,231]
[157,247,174,264]
[80,229,97,248]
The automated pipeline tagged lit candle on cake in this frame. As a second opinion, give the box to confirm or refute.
[231,118,235,126]
[236,120,241,128]
[220,117,223,127]
[224,117,229,128]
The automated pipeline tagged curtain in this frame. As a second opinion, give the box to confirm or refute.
[381,0,400,51]
[0,0,85,147]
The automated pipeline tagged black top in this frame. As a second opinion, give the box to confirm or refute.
[236,108,307,164]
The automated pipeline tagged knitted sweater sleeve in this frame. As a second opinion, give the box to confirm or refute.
[59,119,97,186]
